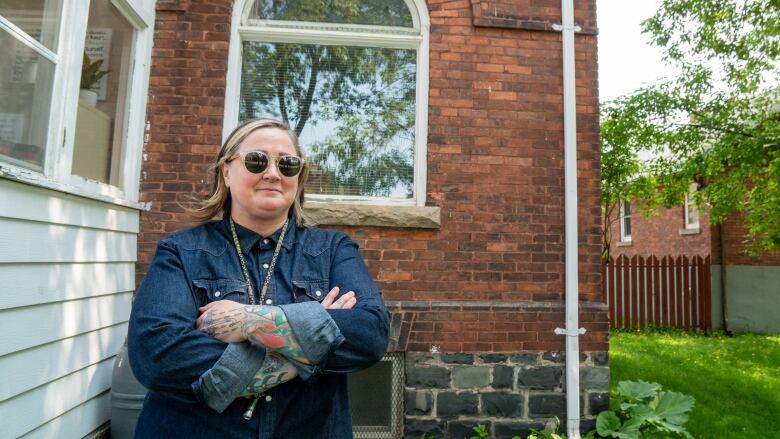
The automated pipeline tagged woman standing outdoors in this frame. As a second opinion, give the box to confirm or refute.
[128,118,390,438]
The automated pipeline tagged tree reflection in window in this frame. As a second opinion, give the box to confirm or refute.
[239,0,417,199]
[248,0,413,27]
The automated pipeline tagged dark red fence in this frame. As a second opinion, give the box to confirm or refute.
[602,255,712,330]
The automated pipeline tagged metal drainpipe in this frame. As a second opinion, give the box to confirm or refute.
[553,0,585,437]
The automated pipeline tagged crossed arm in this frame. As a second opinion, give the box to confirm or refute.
[196,287,356,396]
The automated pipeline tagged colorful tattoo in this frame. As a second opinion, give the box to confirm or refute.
[241,353,298,397]
[242,306,309,364]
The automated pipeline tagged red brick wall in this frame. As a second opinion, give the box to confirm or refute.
[606,200,711,259]
[137,0,607,353]
[715,212,780,266]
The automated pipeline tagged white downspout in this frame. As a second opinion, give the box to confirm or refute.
[553,0,585,438]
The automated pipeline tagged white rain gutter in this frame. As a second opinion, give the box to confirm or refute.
[552,0,585,438]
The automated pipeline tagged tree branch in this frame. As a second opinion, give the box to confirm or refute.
[275,49,289,125]
[295,46,322,136]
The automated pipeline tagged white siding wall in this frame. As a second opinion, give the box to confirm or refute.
[0,179,139,438]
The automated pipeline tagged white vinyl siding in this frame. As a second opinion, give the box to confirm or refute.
[0,179,138,438]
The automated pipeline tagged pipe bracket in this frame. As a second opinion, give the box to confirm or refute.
[554,327,586,337]
[551,24,582,32]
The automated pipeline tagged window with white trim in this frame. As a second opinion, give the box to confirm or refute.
[0,0,154,202]
[227,0,429,205]
[620,199,632,242]
[684,182,700,230]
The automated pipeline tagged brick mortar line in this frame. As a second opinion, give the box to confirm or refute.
[387,300,608,312]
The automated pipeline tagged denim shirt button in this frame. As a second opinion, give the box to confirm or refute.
[262,263,269,269]
[265,395,272,402]
[214,291,221,297]
[265,299,273,305]
[315,290,322,297]
[263,239,269,244]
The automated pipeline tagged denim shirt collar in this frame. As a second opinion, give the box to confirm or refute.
[217,214,297,255]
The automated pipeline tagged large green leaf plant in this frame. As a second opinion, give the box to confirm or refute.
[596,381,695,439]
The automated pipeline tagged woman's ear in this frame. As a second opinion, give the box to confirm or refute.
[221,163,230,188]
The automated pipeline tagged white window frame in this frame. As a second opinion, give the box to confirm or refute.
[684,182,700,230]
[0,0,155,206]
[619,199,632,242]
[223,0,430,207]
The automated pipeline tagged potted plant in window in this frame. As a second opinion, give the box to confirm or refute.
[79,53,110,107]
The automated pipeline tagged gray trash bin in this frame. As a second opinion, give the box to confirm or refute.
[111,340,147,439]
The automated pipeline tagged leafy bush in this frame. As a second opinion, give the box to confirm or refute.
[596,380,695,439]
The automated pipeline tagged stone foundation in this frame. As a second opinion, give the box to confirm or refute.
[404,351,609,438]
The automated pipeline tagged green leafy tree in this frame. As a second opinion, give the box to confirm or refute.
[239,0,416,197]
[599,129,658,260]
[600,0,780,253]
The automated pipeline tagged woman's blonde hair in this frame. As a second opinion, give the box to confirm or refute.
[188,118,309,225]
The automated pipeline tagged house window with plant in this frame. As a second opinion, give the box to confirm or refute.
[0,0,154,201]
[225,0,430,205]
[72,1,136,186]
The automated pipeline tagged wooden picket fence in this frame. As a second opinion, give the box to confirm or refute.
[602,255,712,330]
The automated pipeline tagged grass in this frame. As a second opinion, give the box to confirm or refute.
[609,329,780,439]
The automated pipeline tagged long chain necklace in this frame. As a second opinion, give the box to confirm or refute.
[229,216,289,305]
[228,215,289,420]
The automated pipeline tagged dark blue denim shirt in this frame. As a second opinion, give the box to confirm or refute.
[128,216,390,439]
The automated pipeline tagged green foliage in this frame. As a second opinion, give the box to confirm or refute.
[80,53,110,89]
[526,417,567,439]
[595,380,695,439]
[252,0,412,26]
[610,330,780,437]
[468,419,595,439]
[600,0,780,254]
[469,423,489,439]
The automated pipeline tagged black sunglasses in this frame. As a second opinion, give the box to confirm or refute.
[230,150,305,177]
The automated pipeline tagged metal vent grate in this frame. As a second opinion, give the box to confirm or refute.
[349,352,404,438]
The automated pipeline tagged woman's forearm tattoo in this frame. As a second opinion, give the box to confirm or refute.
[241,354,298,397]
[199,307,244,339]
[242,305,309,364]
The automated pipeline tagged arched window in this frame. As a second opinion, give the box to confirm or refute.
[225,0,429,205]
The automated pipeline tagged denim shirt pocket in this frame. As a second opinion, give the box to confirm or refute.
[291,279,330,304]
[192,278,249,305]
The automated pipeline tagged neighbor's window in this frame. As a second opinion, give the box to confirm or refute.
[620,200,632,242]
[684,183,699,230]
[232,0,427,203]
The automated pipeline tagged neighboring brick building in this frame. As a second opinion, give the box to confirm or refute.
[606,200,711,259]
[607,198,780,333]
[137,0,608,436]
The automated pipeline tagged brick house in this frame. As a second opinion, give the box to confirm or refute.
[608,197,780,333]
[133,0,608,437]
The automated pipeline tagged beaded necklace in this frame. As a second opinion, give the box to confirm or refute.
[228,215,289,419]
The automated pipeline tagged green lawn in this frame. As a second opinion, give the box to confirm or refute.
[609,329,780,438]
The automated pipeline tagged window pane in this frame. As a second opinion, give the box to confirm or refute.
[247,0,413,27]
[72,1,136,186]
[0,0,61,52]
[0,28,54,171]
[240,41,416,198]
